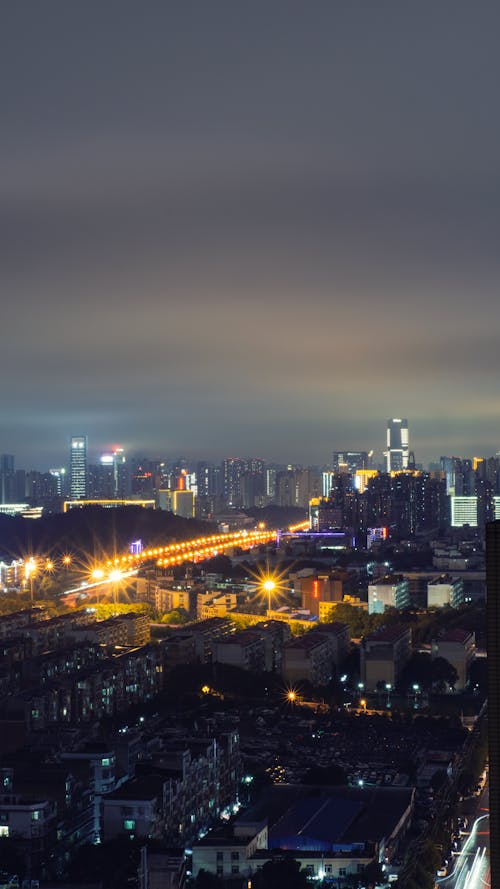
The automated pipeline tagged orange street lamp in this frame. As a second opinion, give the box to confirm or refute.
[262,578,276,612]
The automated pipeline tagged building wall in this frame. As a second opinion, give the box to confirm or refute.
[486,521,500,889]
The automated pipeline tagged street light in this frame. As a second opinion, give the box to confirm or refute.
[412,683,420,709]
[360,698,367,712]
[108,569,123,583]
[262,578,276,613]
[24,558,37,605]
[385,683,392,709]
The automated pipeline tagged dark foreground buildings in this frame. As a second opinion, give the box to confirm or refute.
[486,520,500,888]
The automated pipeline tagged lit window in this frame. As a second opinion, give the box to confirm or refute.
[123,819,135,831]
[0,826,9,837]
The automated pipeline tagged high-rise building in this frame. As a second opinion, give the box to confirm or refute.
[486,520,500,888]
[0,454,15,504]
[70,435,88,499]
[49,468,67,498]
[332,451,369,474]
[385,419,409,472]
[223,457,264,507]
[90,448,129,499]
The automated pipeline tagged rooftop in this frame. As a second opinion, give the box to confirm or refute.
[104,775,165,802]
[317,621,349,636]
[285,633,329,651]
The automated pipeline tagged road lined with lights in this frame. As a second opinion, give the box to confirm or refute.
[16,519,311,601]
[59,527,278,597]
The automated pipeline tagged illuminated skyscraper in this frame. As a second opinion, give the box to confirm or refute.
[332,451,369,474]
[385,419,409,472]
[69,435,88,499]
[91,447,129,499]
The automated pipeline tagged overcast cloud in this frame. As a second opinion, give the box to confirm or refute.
[1,2,499,467]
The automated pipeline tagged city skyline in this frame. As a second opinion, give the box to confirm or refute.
[2,4,500,468]
[3,421,500,473]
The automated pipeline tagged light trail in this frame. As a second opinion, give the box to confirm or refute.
[58,527,278,598]
[62,567,139,596]
[436,814,489,889]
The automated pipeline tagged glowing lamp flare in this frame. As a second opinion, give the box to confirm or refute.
[109,569,123,582]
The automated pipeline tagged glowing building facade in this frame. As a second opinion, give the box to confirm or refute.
[69,435,88,500]
[385,419,409,472]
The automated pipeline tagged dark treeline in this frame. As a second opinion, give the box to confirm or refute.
[0,506,214,560]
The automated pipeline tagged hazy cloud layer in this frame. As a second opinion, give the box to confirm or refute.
[1,2,499,467]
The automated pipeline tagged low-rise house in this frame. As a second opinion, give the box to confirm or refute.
[282,633,332,686]
[361,625,412,690]
[215,630,266,672]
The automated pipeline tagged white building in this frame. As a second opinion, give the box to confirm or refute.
[368,576,410,614]
[427,576,464,609]
[450,496,478,527]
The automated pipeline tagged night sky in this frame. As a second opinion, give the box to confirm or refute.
[2,2,499,468]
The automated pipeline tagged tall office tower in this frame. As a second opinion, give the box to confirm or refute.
[49,468,67,498]
[69,435,88,499]
[385,419,409,472]
[332,451,369,474]
[266,467,277,501]
[196,462,223,499]
[91,448,129,499]
[0,454,15,504]
[240,470,265,509]
[196,462,211,498]
[486,520,500,888]
[223,457,246,507]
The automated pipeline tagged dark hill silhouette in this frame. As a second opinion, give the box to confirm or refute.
[0,506,214,560]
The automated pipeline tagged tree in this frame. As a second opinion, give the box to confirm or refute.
[431,657,458,692]
[160,607,190,624]
[0,838,25,878]
[362,860,384,888]
[398,651,433,692]
[195,869,221,888]
[254,858,308,889]
[430,768,449,794]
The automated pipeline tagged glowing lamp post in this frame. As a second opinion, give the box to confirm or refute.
[412,683,420,709]
[24,558,37,605]
[262,578,276,613]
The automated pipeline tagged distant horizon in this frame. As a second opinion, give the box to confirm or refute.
[2,426,499,474]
